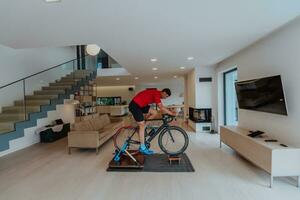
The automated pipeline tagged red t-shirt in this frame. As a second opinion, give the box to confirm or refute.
[133,89,161,108]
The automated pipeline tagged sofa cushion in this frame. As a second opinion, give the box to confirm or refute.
[111,122,122,131]
[101,124,113,134]
[73,120,93,131]
[89,117,104,131]
[101,122,121,135]
[82,113,99,121]
[100,114,111,126]
[98,132,107,140]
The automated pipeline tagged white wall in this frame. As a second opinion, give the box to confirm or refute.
[184,76,189,120]
[0,45,75,111]
[96,85,136,104]
[215,17,300,147]
[186,66,214,108]
[96,78,184,106]
[187,69,196,107]
[0,45,75,86]
[135,78,184,106]
[97,68,130,77]
[195,66,214,108]
[186,66,214,131]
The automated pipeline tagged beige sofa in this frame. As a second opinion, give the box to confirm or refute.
[68,114,124,154]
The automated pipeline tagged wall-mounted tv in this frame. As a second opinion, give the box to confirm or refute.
[235,75,288,115]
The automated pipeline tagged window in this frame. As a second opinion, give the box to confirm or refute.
[223,68,238,125]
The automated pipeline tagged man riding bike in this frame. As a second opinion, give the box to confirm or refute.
[129,88,175,155]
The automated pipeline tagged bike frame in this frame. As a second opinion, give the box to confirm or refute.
[126,118,173,146]
[145,121,171,144]
[113,115,185,162]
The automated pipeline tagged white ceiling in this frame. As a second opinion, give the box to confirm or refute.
[0,0,299,84]
[96,73,184,86]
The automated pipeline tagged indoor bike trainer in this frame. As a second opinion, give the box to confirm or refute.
[108,114,189,170]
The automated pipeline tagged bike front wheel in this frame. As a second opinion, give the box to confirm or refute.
[158,126,189,156]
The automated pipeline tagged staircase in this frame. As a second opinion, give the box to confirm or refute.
[0,69,96,152]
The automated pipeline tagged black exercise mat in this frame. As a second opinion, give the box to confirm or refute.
[107,153,195,172]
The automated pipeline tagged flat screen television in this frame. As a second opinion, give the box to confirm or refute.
[235,75,288,115]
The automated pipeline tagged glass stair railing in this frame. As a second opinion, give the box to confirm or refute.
[0,55,97,136]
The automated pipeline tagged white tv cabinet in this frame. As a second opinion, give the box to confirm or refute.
[220,126,300,188]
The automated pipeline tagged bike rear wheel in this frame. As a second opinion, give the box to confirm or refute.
[158,126,189,156]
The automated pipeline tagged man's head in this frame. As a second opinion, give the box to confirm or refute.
[161,88,171,99]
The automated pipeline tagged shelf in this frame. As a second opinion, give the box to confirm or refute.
[75,80,97,120]
[220,126,300,188]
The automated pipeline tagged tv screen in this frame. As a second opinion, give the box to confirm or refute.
[235,75,288,115]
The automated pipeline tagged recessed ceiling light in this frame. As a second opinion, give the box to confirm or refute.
[154,76,158,79]
[187,57,194,60]
[180,67,185,70]
[45,0,62,3]
[151,58,158,62]
[116,77,120,81]
[134,77,139,80]
[173,75,178,79]
[152,67,158,71]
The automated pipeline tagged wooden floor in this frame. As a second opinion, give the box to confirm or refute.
[0,130,300,200]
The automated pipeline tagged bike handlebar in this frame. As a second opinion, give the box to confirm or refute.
[162,114,176,123]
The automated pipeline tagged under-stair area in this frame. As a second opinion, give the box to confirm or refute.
[0,69,96,152]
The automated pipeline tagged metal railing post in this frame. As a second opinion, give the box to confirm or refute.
[73,60,75,81]
[23,79,27,120]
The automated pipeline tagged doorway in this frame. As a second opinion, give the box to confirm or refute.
[223,68,238,125]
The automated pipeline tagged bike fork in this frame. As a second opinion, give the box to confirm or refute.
[167,129,175,143]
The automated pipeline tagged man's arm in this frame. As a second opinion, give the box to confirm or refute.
[157,103,176,116]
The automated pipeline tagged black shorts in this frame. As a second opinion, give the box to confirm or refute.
[129,101,150,122]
